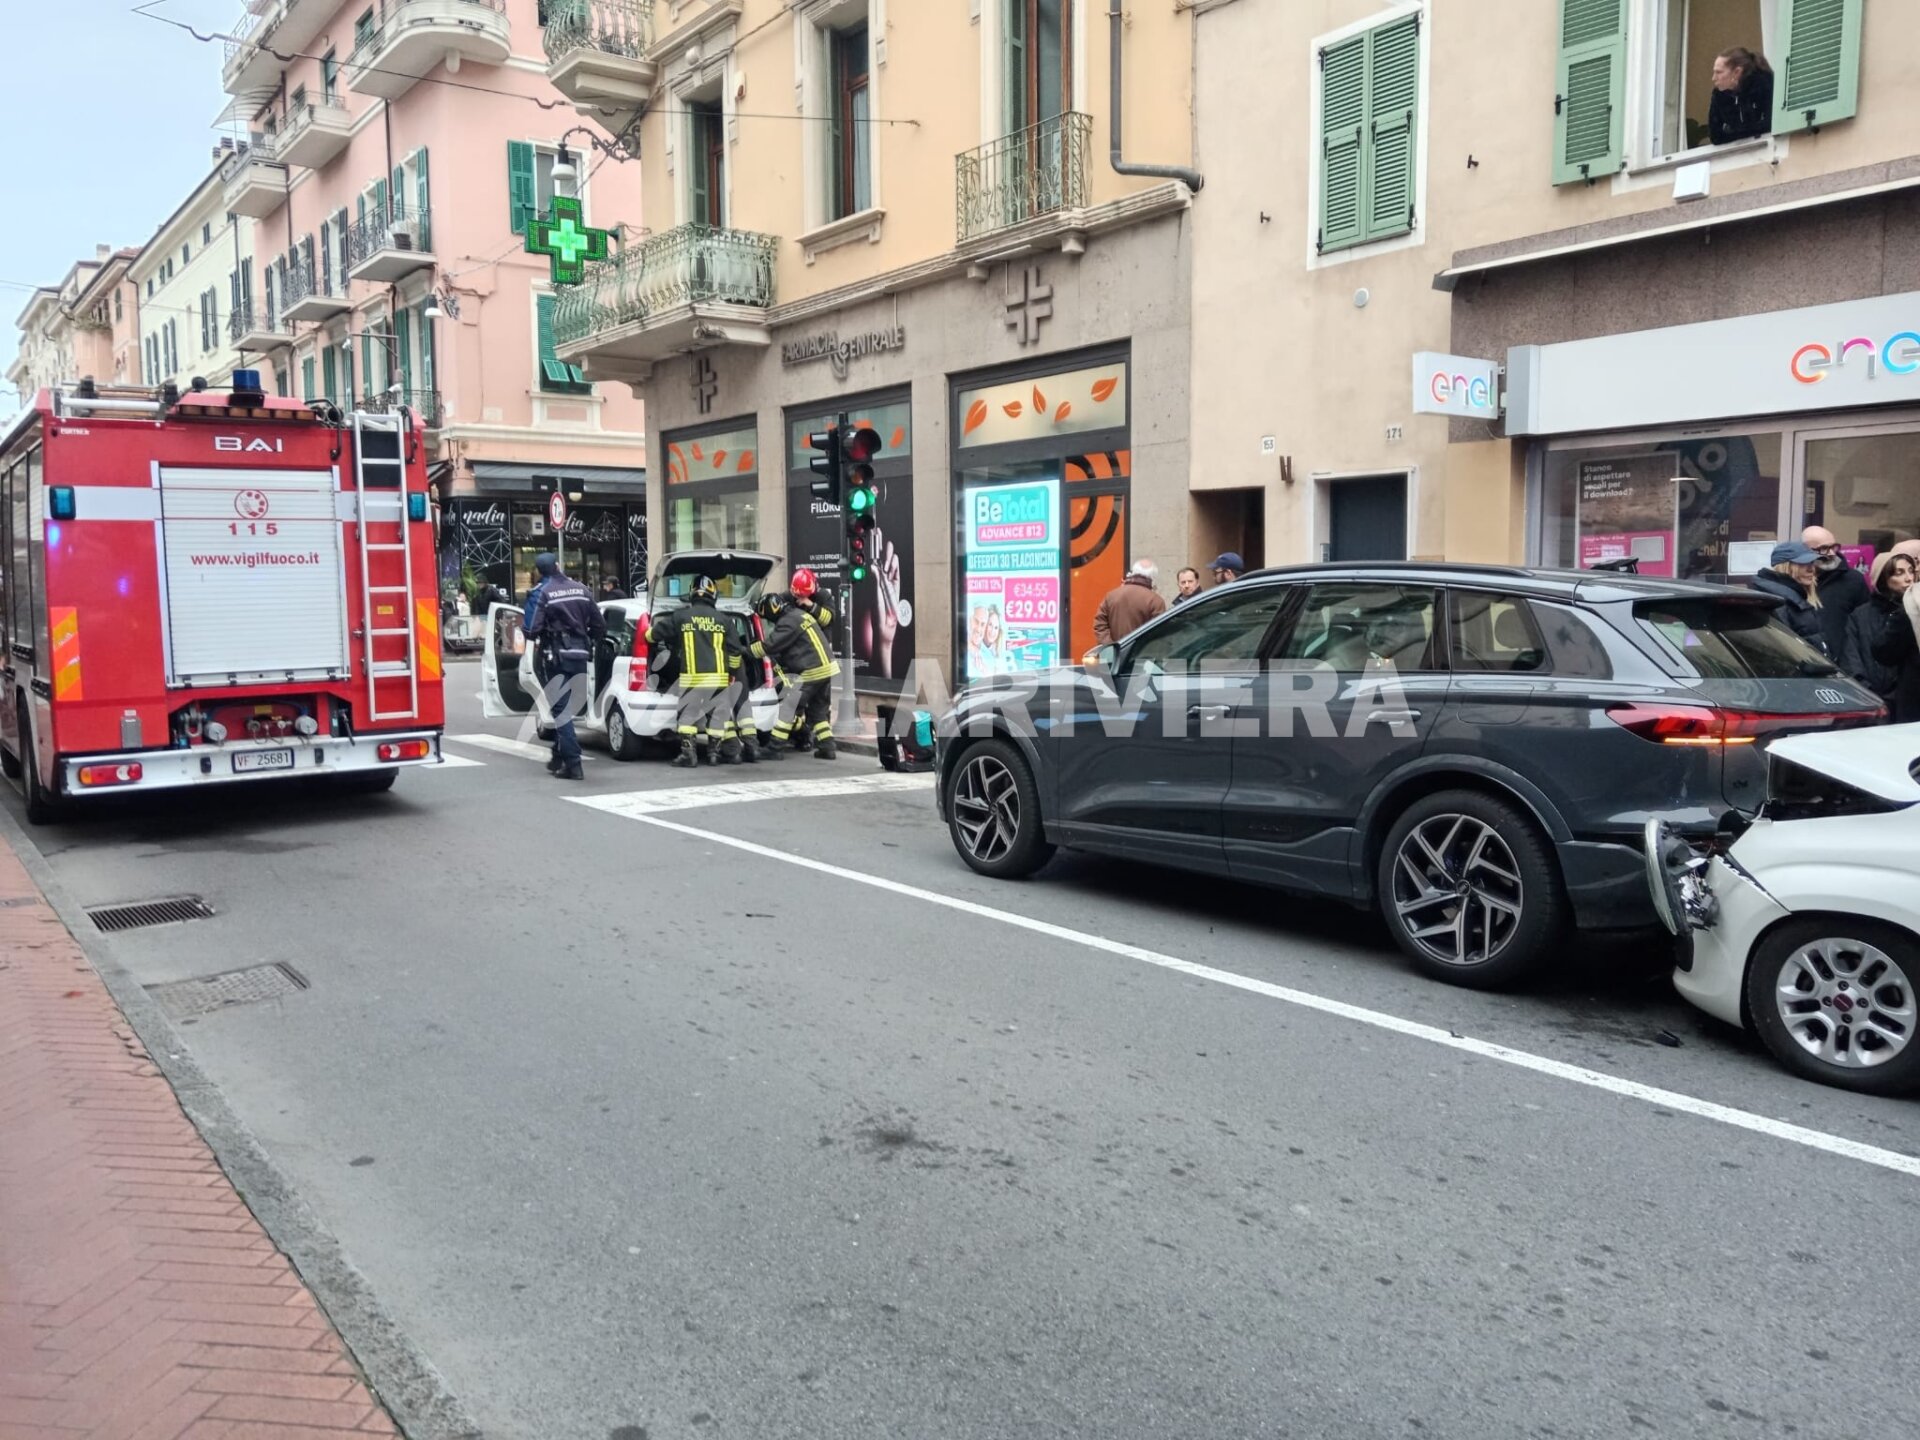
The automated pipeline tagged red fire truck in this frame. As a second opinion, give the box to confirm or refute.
[0,371,446,823]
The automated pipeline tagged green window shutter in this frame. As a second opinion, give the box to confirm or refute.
[373,178,389,225]
[1776,0,1862,134]
[361,332,373,399]
[302,357,317,401]
[509,140,536,235]
[414,148,430,249]
[322,344,337,400]
[395,308,413,391]
[1553,0,1626,185]
[1317,34,1366,254]
[417,303,435,395]
[536,293,560,390]
[1363,15,1419,242]
[342,345,355,407]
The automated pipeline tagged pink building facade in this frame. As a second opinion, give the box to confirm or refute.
[221,0,649,601]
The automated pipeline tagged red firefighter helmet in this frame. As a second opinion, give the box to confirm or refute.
[790,567,819,600]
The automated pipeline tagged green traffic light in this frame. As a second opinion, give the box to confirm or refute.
[847,485,876,514]
[851,563,870,581]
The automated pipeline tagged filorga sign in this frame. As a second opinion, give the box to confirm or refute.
[781,324,906,380]
[1506,289,1920,435]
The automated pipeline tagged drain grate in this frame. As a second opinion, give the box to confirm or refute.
[85,895,216,934]
[147,962,309,1019]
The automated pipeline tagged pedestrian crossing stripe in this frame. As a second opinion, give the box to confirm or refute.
[568,772,933,818]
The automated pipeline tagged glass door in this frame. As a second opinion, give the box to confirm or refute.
[1795,420,1920,569]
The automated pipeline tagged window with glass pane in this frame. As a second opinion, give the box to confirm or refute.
[1280,584,1439,671]
[1128,586,1290,672]
[1007,0,1070,131]
[1449,592,1549,674]
[689,102,725,225]
[1802,428,1920,571]
[832,25,871,219]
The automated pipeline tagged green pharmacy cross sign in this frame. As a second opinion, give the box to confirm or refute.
[526,196,610,286]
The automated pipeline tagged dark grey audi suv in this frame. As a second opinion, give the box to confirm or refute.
[935,564,1883,988]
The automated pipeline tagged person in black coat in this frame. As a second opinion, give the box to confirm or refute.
[1752,541,1828,655]
[1842,553,1916,704]
[1709,47,1774,145]
[1804,525,1871,658]
[1872,559,1920,724]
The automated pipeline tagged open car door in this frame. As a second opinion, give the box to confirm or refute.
[481,603,538,718]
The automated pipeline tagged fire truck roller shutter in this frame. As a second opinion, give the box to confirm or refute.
[157,467,351,685]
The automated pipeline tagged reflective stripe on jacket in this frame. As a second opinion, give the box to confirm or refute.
[648,600,742,689]
[752,606,840,683]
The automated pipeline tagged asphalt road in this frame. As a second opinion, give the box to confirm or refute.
[14,661,1920,1440]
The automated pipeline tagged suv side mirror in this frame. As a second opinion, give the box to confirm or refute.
[1090,642,1120,671]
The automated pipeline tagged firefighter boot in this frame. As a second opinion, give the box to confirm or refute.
[719,737,744,765]
[738,735,760,764]
[759,736,786,761]
[702,741,721,766]
[672,738,698,769]
[813,737,839,761]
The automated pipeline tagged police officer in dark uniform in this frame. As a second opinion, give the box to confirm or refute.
[525,553,605,781]
[751,589,841,759]
[647,576,745,767]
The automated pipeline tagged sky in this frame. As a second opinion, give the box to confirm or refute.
[0,0,239,425]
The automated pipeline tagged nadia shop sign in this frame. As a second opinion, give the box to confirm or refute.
[781,324,906,379]
[1790,330,1920,384]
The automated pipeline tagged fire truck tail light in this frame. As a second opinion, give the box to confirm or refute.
[77,763,142,788]
[377,740,432,762]
[49,487,76,521]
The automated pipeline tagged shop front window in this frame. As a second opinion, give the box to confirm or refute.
[1542,431,1783,584]
[663,422,761,556]
[954,356,1131,682]
[1800,426,1920,575]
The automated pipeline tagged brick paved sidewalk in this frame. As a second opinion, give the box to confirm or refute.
[0,840,401,1439]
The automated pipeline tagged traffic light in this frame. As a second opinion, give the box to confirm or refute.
[842,425,883,580]
[808,426,843,502]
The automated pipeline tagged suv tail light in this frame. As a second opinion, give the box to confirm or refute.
[1606,703,1885,746]
[629,613,651,692]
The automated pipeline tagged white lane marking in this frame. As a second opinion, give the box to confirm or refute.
[429,753,487,770]
[631,813,1920,1183]
[569,772,933,817]
[447,733,559,762]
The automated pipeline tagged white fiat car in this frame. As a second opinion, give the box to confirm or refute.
[1646,724,1920,1096]
[480,551,781,759]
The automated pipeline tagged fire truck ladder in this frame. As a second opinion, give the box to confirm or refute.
[349,411,419,721]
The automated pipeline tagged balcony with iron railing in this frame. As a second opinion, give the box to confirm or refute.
[345,205,436,284]
[553,223,778,373]
[362,387,443,428]
[220,141,288,220]
[276,98,353,170]
[543,0,656,117]
[222,0,333,99]
[347,0,511,102]
[280,257,352,325]
[955,111,1093,248]
[229,305,291,354]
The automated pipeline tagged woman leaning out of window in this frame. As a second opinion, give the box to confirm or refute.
[1709,46,1774,145]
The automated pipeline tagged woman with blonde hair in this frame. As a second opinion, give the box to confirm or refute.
[1751,540,1828,654]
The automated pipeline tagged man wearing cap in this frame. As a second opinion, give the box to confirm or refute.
[1210,552,1245,588]
[525,553,605,780]
[1802,525,1870,659]
[1093,559,1167,645]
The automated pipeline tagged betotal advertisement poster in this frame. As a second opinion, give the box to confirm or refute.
[963,478,1061,681]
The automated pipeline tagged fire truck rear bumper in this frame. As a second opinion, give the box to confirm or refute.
[59,731,444,796]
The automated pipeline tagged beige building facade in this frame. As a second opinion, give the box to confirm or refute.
[1193,0,1920,582]
[553,0,1200,691]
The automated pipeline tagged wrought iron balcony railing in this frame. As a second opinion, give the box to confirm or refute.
[542,0,652,65]
[362,387,443,428]
[344,204,433,267]
[553,223,779,346]
[228,306,290,345]
[223,3,268,66]
[279,98,348,147]
[350,0,506,61]
[955,111,1092,244]
[281,256,343,310]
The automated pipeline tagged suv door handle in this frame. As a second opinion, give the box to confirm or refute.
[1366,708,1422,724]
[1188,704,1234,720]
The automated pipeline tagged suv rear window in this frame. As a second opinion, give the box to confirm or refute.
[1636,600,1837,680]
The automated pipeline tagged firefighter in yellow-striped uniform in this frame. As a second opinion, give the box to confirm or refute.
[647,576,746,767]
[751,588,840,760]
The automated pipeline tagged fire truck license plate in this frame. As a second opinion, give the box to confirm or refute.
[232,749,295,774]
